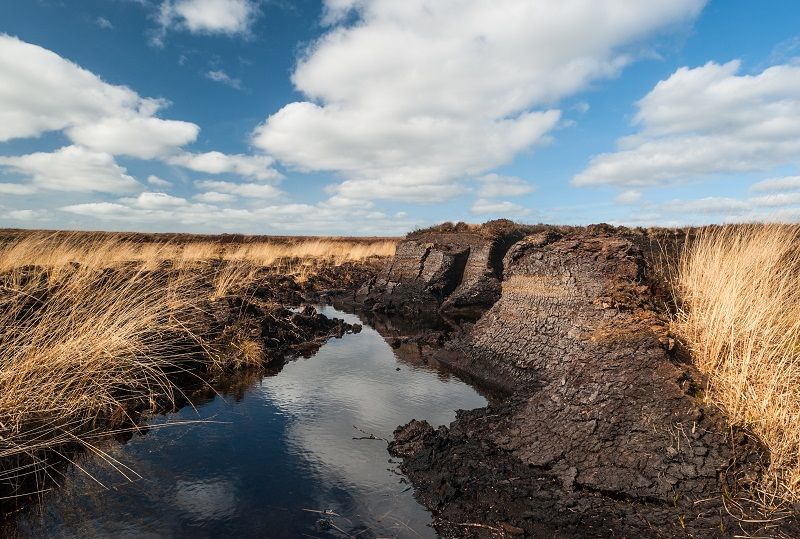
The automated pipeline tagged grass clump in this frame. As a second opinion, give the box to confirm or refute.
[673,224,800,506]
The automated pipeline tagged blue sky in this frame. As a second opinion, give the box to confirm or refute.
[1,0,799,235]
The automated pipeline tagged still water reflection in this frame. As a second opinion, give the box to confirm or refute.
[12,307,487,538]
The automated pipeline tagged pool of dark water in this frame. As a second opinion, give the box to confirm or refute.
[10,306,487,538]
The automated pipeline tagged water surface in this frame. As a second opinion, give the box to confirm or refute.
[12,306,486,538]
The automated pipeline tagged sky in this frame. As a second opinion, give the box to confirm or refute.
[1,0,799,235]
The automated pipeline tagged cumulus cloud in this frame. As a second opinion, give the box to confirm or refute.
[206,69,242,89]
[0,146,140,193]
[662,197,750,215]
[615,189,642,204]
[620,190,800,227]
[120,192,192,209]
[329,176,466,204]
[169,152,282,181]
[0,34,199,157]
[0,34,303,231]
[750,175,800,193]
[67,116,199,159]
[471,199,530,217]
[0,34,269,184]
[61,195,414,234]
[749,191,800,208]
[469,174,534,216]
[153,0,260,45]
[476,174,535,199]
[194,179,283,199]
[253,0,705,203]
[147,175,172,187]
[194,191,236,203]
[0,183,37,195]
[62,193,218,224]
[95,17,114,30]
[7,209,47,221]
[575,61,800,187]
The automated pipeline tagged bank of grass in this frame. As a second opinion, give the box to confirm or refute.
[0,232,395,502]
[673,224,800,506]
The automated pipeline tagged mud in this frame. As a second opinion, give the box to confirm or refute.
[370,223,800,538]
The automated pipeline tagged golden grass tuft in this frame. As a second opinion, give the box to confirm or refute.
[0,264,201,495]
[673,224,800,505]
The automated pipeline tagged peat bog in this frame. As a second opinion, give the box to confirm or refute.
[2,222,800,538]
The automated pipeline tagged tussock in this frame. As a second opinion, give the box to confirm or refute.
[673,224,800,506]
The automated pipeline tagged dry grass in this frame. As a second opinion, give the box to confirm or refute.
[0,233,396,273]
[0,232,395,502]
[0,264,200,497]
[673,224,800,506]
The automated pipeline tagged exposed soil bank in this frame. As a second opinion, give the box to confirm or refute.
[359,222,800,538]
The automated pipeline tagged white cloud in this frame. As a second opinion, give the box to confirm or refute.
[471,199,530,217]
[120,192,192,209]
[0,33,200,158]
[0,33,142,141]
[7,209,47,221]
[615,189,642,204]
[96,17,114,30]
[147,175,172,187]
[206,69,242,90]
[154,0,260,44]
[750,191,800,208]
[320,0,360,25]
[195,179,283,199]
[469,174,533,216]
[0,146,141,193]
[750,175,800,193]
[0,183,37,195]
[61,195,219,225]
[662,197,750,214]
[62,202,139,218]
[174,0,258,33]
[168,152,282,181]
[476,173,534,198]
[253,0,705,202]
[620,191,800,227]
[329,176,465,204]
[67,116,199,159]
[575,61,800,187]
[60,196,414,235]
[574,102,591,114]
[194,191,236,203]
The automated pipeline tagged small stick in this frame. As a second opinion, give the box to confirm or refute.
[352,425,389,442]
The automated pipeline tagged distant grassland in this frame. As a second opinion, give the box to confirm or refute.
[0,230,396,503]
[0,230,397,290]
